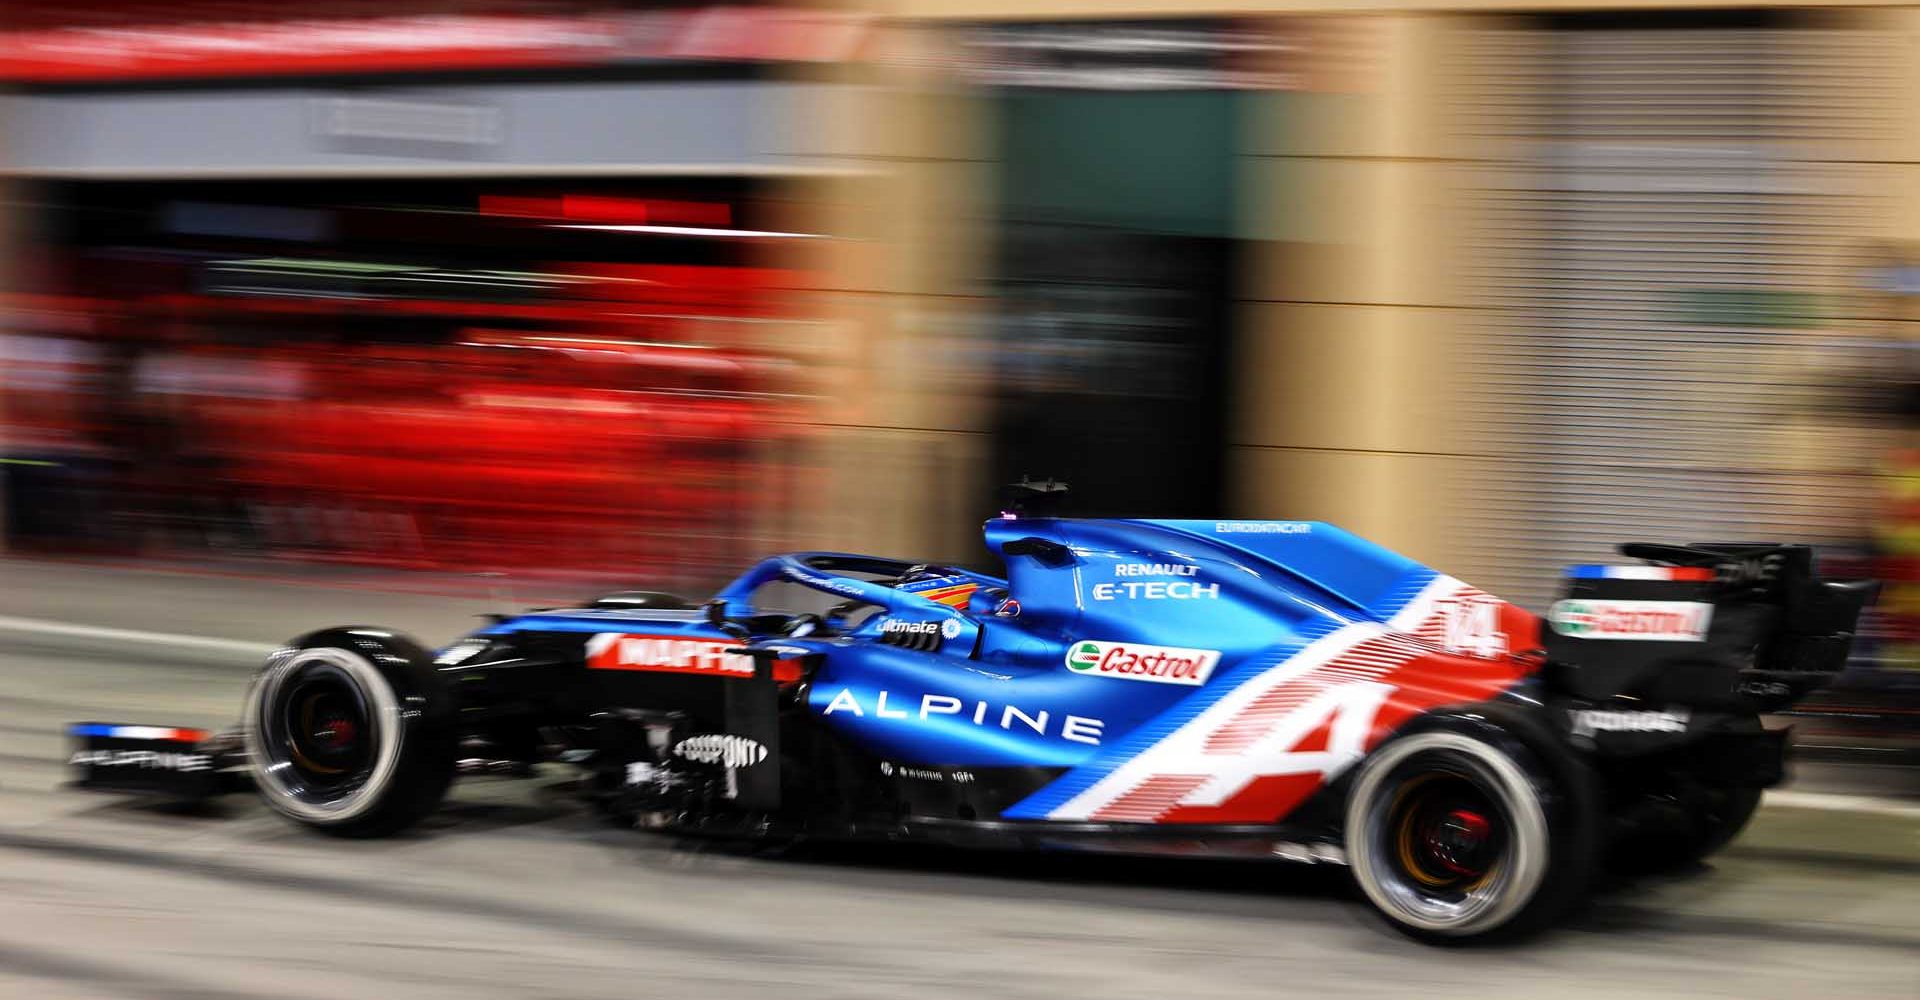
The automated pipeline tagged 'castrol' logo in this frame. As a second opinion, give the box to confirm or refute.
[1065,640,1220,686]
[1547,600,1713,642]
[586,633,752,677]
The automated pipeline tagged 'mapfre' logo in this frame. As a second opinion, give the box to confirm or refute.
[1065,640,1219,686]
[1548,600,1713,641]
[585,633,752,676]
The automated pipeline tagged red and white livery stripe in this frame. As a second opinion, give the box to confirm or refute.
[1042,575,1527,824]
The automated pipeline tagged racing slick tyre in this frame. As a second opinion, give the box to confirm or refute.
[243,628,456,837]
[1345,717,1598,943]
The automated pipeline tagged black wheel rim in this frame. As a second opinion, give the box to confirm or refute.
[265,661,377,801]
[1386,772,1508,899]
[1349,732,1550,937]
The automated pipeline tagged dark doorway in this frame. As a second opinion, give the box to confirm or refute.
[988,89,1240,519]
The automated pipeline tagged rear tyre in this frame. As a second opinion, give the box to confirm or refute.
[1345,723,1595,943]
[243,628,455,837]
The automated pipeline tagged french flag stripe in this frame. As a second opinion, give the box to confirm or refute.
[69,724,207,742]
[1568,565,1714,581]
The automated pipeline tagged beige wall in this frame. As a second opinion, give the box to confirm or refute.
[773,11,1498,568]
[788,11,1509,569]
[769,28,1001,564]
[798,3,1907,575]
[1229,15,1480,569]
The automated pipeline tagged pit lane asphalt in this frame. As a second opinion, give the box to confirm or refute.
[0,559,1916,1000]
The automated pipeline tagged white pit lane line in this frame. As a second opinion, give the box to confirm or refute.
[1762,790,1920,820]
[0,614,279,657]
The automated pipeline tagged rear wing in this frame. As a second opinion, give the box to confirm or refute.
[1542,543,1878,711]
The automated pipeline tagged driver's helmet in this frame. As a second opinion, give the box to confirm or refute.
[969,586,1015,618]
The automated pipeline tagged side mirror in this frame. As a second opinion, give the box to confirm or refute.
[704,599,751,639]
[1002,536,1073,566]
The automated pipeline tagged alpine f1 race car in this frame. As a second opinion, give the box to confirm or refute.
[69,493,1876,942]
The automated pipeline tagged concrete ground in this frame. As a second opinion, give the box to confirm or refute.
[0,557,1915,1000]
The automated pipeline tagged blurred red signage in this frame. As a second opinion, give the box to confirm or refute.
[478,195,732,227]
[0,4,868,83]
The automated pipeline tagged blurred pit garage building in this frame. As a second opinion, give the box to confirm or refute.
[1,1,1918,722]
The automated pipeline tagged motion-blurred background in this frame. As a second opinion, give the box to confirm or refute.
[1,2,1916,737]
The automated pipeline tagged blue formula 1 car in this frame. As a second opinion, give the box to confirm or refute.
[70,492,1875,942]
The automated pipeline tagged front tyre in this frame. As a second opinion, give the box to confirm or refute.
[1345,725,1592,943]
[243,629,455,837]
